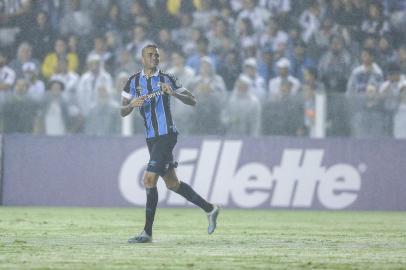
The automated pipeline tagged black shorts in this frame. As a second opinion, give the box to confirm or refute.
[146,133,178,177]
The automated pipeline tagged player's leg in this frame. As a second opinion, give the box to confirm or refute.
[163,168,220,234]
[143,171,159,236]
[128,139,160,243]
[128,171,159,243]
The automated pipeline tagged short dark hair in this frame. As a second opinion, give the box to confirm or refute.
[48,79,65,91]
[141,44,158,56]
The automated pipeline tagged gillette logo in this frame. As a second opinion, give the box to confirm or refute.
[119,140,363,209]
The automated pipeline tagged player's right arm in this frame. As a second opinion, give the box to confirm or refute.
[120,96,145,117]
[120,75,145,117]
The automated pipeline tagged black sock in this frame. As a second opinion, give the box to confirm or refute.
[174,182,214,213]
[144,187,158,236]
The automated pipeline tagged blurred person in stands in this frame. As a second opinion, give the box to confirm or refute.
[166,0,201,16]
[218,49,242,91]
[85,85,120,136]
[114,49,138,77]
[262,78,304,136]
[237,0,270,32]
[318,35,352,93]
[50,58,80,103]
[9,42,40,79]
[236,18,257,59]
[346,48,383,95]
[241,57,266,99]
[299,0,323,44]
[77,54,113,116]
[2,79,38,134]
[104,30,122,69]
[318,35,352,136]
[360,1,391,42]
[259,0,291,23]
[257,49,274,83]
[22,62,45,102]
[268,57,301,99]
[192,0,219,31]
[393,84,406,139]
[24,11,54,61]
[186,37,217,73]
[350,83,386,138]
[222,75,261,136]
[379,63,406,136]
[41,38,79,80]
[193,56,226,96]
[0,0,31,55]
[168,51,196,89]
[376,35,397,72]
[124,0,152,31]
[189,56,225,135]
[0,51,16,99]
[259,19,288,53]
[99,2,124,34]
[66,34,83,63]
[86,34,113,72]
[59,0,93,38]
[37,79,82,135]
[308,17,340,58]
[180,27,202,57]
[126,24,153,64]
[288,40,315,81]
[380,63,406,100]
[207,16,234,56]
[156,28,179,54]
[167,50,196,134]
[301,67,325,137]
[171,13,194,52]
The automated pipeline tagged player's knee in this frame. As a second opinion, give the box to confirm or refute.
[143,174,157,188]
[165,179,180,191]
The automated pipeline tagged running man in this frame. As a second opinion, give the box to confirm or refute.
[120,44,219,243]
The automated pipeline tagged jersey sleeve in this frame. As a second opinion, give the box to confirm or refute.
[121,77,132,99]
[167,73,182,91]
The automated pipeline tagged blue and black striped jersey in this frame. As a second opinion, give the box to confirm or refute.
[122,69,182,138]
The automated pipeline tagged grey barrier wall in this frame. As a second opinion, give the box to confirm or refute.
[1,134,406,210]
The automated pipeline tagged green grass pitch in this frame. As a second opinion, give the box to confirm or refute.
[0,207,405,270]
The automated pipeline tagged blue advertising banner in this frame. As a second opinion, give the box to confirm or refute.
[2,135,406,210]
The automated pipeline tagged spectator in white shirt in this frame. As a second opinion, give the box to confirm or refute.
[50,58,80,103]
[237,0,270,32]
[242,57,266,99]
[268,57,301,99]
[77,54,113,116]
[222,75,261,136]
[22,62,45,102]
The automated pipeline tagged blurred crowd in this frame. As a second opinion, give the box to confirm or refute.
[1,0,406,138]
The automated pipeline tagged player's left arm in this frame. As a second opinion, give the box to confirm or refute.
[161,83,197,106]
[161,74,197,106]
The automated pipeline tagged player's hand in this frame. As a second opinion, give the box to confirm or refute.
[130,96,146,108]
[160,83,175,95]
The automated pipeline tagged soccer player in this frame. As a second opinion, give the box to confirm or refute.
[120,44,220,243]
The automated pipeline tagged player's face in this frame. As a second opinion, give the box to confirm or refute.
[142,47,160,69]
